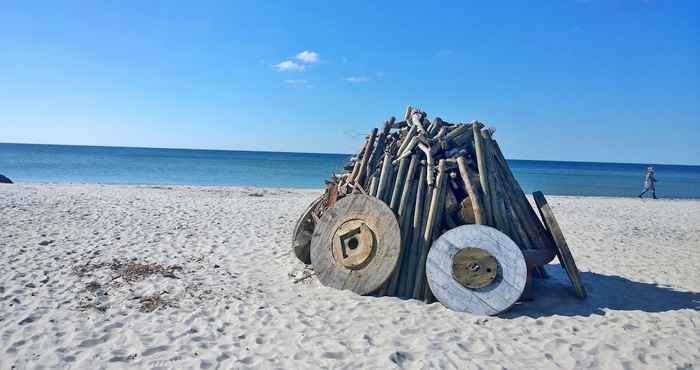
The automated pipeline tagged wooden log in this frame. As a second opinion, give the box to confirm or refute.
[487,135,555,252]
[387,157,419,296]
[376,153,392,202]
[423,163,448,302]
[398,155,419,219]
[410,112,426,133]
[400,163,427,298]
[533,191,587,298]
[368,175,379,197]
[413,159,447,300]
[397,124,417,156]
[349,137,368,183]
[355,128,378,187]
[426,225,527,315]
[472,122,493,226]
[417,143,435,186]
[390,157,409,212]
[456,157,486,225]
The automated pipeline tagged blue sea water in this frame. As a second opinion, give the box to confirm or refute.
[1,143,699,198]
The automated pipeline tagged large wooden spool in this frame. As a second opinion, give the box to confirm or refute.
[533,191,586,298]
[426,225,527,315]
[310,194,401,295]
[292,196,323,264]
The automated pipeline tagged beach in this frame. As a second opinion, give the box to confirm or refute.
[1,183,698,369]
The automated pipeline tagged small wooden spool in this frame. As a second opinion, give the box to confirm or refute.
[426,225,527,315]
[310,194,401,295]
[292,196,323,264]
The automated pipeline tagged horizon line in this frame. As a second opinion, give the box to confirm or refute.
[1,141,699,167]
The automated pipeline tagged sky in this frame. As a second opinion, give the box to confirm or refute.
[1,1,698,165]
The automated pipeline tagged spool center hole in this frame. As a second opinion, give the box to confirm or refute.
[348,237,359,250]
[468,263,481,272]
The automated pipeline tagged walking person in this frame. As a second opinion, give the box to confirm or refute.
[638,166,658,199]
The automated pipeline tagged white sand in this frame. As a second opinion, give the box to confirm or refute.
[1,183,698,370]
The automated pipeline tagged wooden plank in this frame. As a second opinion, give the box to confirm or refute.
[533,191,587,298]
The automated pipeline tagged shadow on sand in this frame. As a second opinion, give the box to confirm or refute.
[504,265,700,318]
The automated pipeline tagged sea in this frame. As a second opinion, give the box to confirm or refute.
[1,143,699,198]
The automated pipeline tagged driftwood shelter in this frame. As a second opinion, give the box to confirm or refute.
[292,107,586,315]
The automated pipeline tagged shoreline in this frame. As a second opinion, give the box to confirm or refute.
[4,181,700,201]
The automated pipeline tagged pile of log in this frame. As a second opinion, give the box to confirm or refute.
[293,107,585,315]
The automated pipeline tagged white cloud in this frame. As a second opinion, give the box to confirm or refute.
[274,60,305,72]
[295,51,319,64]
[284,79,308,85]
[346,76,370,83]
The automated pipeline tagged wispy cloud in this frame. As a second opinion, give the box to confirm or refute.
[284,79,308,86]
[274,60,305,72]
[346,76,370,83]
[273,50,320,72]
[295,51,319,64]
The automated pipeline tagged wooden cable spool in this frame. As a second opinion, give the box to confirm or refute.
[292,196,323,264]
[426,225,527,315]
[310,194,401,295]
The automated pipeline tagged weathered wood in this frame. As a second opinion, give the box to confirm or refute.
[397,124,417,156]
[400,164,427,298]
[456,157,485,225]
[416,159,447,301]
[349,138,368,183]
[310,194,402,295]
[376,153,392,201]
[390,157,409,212]
[472,122,492,226]
[368,175,379,197]
[426,225,527,315]
[533,191,586,298]
[388,162,419,296]
[356,128,378,187]
[292,196,324,264]
[417,143,435,186]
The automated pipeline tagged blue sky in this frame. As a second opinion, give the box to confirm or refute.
[1,1,698,164]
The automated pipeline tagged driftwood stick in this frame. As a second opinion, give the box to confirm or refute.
[472,121,492,225]
[456,157,485,225]
[368,175,378,197]
[388,159,418,296]
[413,159,446,300]
[397,124,417,156]
[390,157,409,212]
[376,153,392,201]
[401,163,426,298]
[355,128,378,186]
[422,160,448,302]
[417,143,435,186]
[398,154,419,219]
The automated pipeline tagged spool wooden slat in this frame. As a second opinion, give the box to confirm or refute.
[292,196,324,264]
[426,225,527,315]
[310,194,402,295]
[533,191,587,298]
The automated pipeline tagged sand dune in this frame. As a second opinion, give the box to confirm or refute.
[1,184,698,369]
